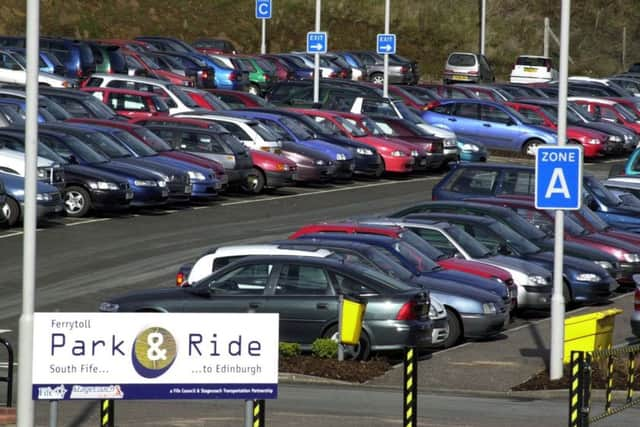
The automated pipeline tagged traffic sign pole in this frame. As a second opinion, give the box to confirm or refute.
[261,18,266,54]
[550,0,571,381]
[313,0,321,105]
[383,0,390,98]
[256,0,271,54]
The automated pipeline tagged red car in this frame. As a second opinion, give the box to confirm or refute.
[206,89,272,108]
[67,117,230,191]
[258,55,292,81]
[180,87,228,111]
[128,116,297,193]
[80,87,170,120]
[506,101,610,158]
[288,108,419,174]
[121,49,194,87]
[289,222,515,301]
[570,97,640,136]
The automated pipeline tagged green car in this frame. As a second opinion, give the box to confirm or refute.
[88,43,127,75]
[234,56,278,96]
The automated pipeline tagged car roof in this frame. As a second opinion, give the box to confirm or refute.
[274,238,375,253]
[362,217,452,230]
[89,73,172,86]
[436,98,505,108]
[404,212,495,226]
[290,223,403,239]
[203,244,333,258]
[38,87,94,99]
[82,87,160,97]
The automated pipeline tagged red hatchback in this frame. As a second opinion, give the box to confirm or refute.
[81,87,170,120]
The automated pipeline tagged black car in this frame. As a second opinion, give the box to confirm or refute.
[99,255,432,360]
[38,87,128,121]
[0,129,133,217]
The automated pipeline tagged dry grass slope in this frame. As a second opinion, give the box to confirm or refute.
[1,0,638,81]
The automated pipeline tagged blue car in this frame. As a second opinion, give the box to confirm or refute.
[293,232,509,345]
[0,98,56,124]
[37,125,170,208]
[456,136,488,162]
[4,47,67,76]
[223,110,356,179]
[432,162,640,233]
[422,99,558,155]
[0,171,63,227]
[74,123,219,200]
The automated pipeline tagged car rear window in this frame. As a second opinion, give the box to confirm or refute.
[516,57,549,67]
[448,54,476,67]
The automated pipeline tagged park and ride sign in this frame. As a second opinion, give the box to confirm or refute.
[32,313,279,400]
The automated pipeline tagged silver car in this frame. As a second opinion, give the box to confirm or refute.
[443,52,495,84]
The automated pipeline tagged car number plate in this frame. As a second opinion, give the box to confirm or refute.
[452,75,469,81]
[420,159,427,166]
[125,190,134,200]
[162,189,169,197]
[524,67,538,72]
[214,182,222,189]
[185,185,192,194]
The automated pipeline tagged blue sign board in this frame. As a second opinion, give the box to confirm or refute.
[256,0,272,19]
[535,145,583,210]
[306,32,327,54]
[376,33,396,55]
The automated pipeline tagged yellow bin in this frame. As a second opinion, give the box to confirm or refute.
[340,296,366,345]
[563,308,623,363]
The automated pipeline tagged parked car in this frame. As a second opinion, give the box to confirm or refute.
[510,55,558,84]
[0,170,63,227]
[262,54,313,81]
[38,87,126,121]
[147,51,216,88]
[81,87,170,120]
[0,49,76,87]
[0,129,133,217]
[180,86,230,111]
[443,52,494,84]
[343,51,419,85]
[570,97,640,139]
[87,43,127,75]
[0,145,65,191]
[206,89,272,109]
[100,255,433,360]
[192,38,238,55]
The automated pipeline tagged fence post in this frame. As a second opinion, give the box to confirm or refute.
[581,353,592,427]
[627,351,636,404]
[100,399,114,427]
[569,351,583,427]
[403,346,418,427]
[252,399,265,427]
[604,354,614,413]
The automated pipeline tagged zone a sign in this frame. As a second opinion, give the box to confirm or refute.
[535,145,583,210]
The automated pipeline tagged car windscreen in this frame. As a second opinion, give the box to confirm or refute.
[0,104,24,126]
[448,54,476,67]
[354,264,413,291]
[113,130,157,156]
[250,121,280,141]
[40,97,72,120]
[133,127,172,152]
[367,247,414,281]
[219,132,248,154]
[81,131,132,158]
[198,91,230,110]
[394,241,440,273]
[499,210,548,240]
[138,53,162,70]
[487,221,540,255]
[336,116,367,137]
[9,51,27,68]
[584,176,625,207]
[446,226,494,258]
[569,102,597,121]
[516,57,549,67]
[42,133,110,163]
[400,230,449,261]
[167,85,199,108]
[614,103,639,121]
[281,116,315,140]
[83,96,120,119]
[258,119,292,141]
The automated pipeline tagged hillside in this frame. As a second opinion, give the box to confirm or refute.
[0,0,637,81]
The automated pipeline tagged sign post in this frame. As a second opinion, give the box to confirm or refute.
[381,0,391,98]
[255,0,272,55]
[311,0,323,106]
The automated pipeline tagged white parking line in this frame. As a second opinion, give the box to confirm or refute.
[0,231,23,239]
[192,206,210,210]
[64,218,112,227]
[220,177,440,207]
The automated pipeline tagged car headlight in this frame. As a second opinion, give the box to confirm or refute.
[624,134,634,142]
[99,302,120,312]
[36,193,53,201]
[587,138,601,145]
[356,147,373,155]
[594,260,613,270]
[444,138,457,148]
[391,150,406,157]
[37,168,48,179]
[276,163,290,171]
[462,143,480,152]
[133,180,158,187]
[336,153,347,161]
[88,181,119,190]
[188,171,206,181]
[482,303,497,314]
[410,150,419,157]
[315,159,325,166]
[576,273,602,282]
[609,135,622,142]
[527,275,548,286]
[623,253,640,263]
[429,303,437,317]
[61,80,70,88]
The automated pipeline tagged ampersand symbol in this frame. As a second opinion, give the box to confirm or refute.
[147,332,167,361]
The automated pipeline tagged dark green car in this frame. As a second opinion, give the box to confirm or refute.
[233,56,278,96]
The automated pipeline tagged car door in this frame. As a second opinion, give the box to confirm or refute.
[108,93,152,119]
[447,102,480,139]
[262,262,338,345]
[0,52,24,84]
[478,104,522,151]
[188,261,274,314]
[436,166,499,200]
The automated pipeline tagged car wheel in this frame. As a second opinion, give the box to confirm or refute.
[442,307,463,349]
[1,198,19,227]
[64,186,91,218]
[521,139,544,156]
[241,168,265,194]
[247,84,260,96]
[370,73,384,85]
[563,280,573,306]
[323,324,371,361]
[374,156,385,178]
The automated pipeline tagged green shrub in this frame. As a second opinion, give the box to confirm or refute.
[279,342,301,358]
[311,338,338,359]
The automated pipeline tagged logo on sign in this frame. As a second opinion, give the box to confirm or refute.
[306,32,327,54]
[131,327,177,378]
[255,0,271,19]
[376,33,396,55]
[37,385,68,400]
[534,146,583,210]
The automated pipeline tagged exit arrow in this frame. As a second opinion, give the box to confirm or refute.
[379,44,392,52]
[311,43,323,50]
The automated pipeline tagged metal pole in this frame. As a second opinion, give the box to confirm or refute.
[312,0,321,105]
[337,294,344,361]
[403,347,418,427]
[382,0,390,98]
[622,26,627,71]
[244,400,253,427]
[550,0,570,381]
[261,19,267,54]
[17,1,39,426]
[544,17,550,57]
[49,401,58,427]
[480,0,486,55]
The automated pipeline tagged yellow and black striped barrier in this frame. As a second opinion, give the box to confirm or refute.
[403,346,418,427]
[568,345,640,427]
[252,399,265,427]
[100,399,114,427]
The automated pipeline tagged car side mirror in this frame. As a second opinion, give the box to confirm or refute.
[453,252,464,259]
[64,154,78,164]
[498,244,510,255]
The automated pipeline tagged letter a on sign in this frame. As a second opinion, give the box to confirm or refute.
[544,168,570,199]
[535,145,583,210]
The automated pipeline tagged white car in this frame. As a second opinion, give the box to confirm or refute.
[0,148,65,189]
[510,55,558,84]
[82,73,203,115]
[0,50,76,88]
[175,113,282,154]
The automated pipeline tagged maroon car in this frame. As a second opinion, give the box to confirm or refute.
[470,196,640,286]
[128,116,296,193]
[80,87,170,120]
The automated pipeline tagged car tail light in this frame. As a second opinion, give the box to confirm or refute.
[328,71,337,78]
[396,300,418,321]
[468,70,479,75]
[229,71,237,81]
[401,66,409,73]
[202,71,209,80]
[423,100,439,111]
[265,74,270,81]
[176,271,185,287]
